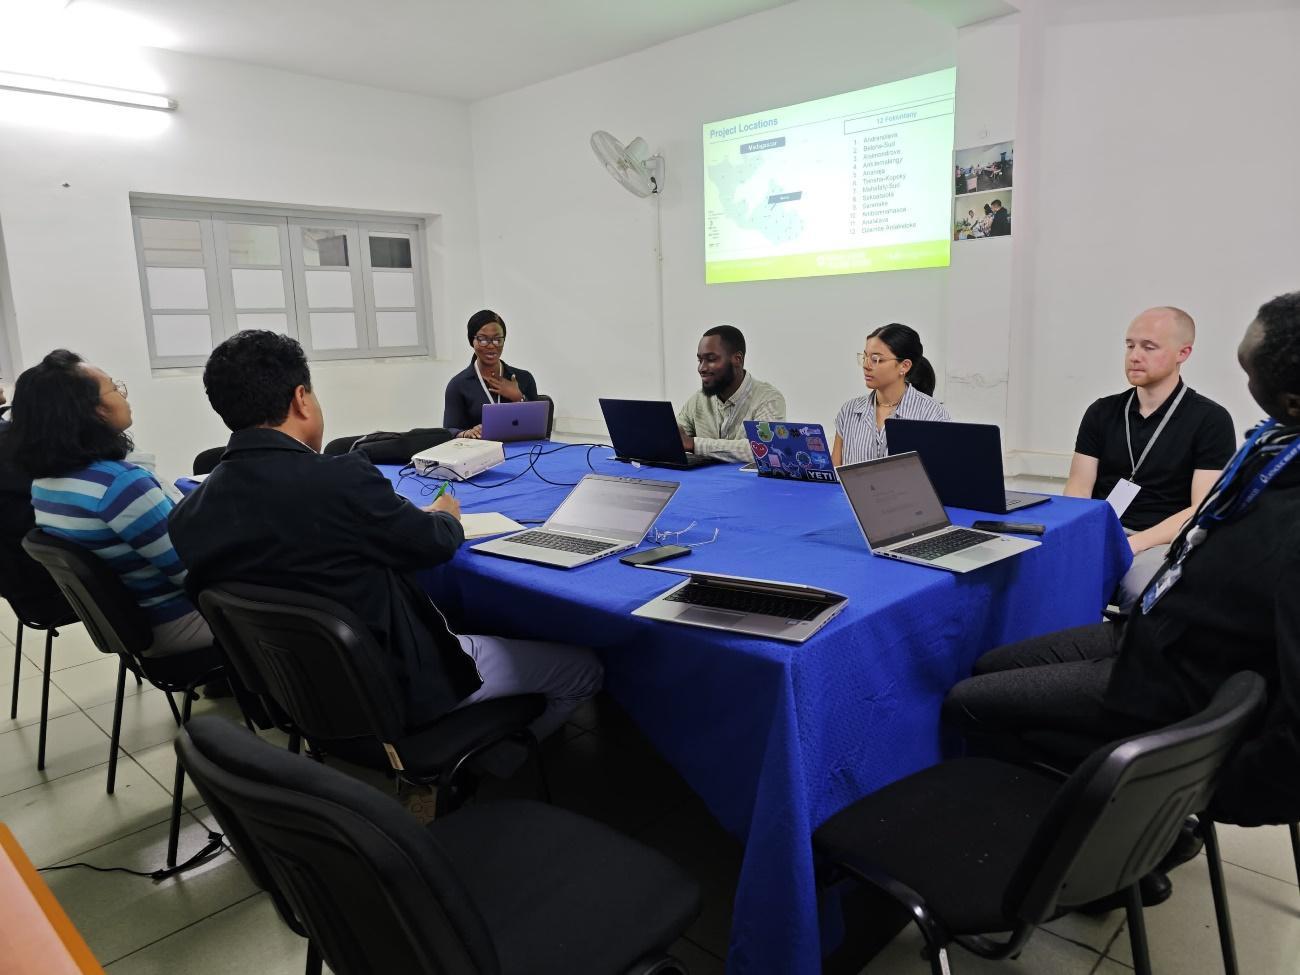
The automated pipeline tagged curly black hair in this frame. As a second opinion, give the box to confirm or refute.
[203,330,312,432]
[467,309,506,346]
[6,350,133,478]
[1254,291,1300,404]
[702,324,746,357]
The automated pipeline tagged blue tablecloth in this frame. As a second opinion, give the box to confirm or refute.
[374,443,1130,973]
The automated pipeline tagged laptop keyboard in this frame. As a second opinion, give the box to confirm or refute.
[508,531,616,556]
[666,582,828,621]
[892,528,994,561]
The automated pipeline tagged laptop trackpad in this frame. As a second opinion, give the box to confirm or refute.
[678,607,747,626]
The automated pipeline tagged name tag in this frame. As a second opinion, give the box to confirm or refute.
[1106,477,1141,517]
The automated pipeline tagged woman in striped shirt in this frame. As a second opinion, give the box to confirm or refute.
[832,323,952,466]
[9,351,212,656]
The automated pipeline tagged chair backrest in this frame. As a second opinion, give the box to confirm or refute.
[192,446,226,476]
[20,529,153,657]
[1006,670,1266,922]
[197,582,408,751]
[176,716,499,975]
[536,394,555,439]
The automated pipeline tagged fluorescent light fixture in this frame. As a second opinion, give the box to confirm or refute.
[0,70,175,111]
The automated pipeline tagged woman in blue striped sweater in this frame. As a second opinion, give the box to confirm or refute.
[7,351,212,656]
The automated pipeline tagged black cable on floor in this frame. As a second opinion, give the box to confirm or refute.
[39,830,229,883]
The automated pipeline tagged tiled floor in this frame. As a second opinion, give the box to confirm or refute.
[1,598,1297,974]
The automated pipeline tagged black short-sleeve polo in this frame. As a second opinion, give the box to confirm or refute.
[1074,381,1237,531]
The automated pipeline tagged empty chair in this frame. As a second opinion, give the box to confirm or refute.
[198,581,545,814]
[177,715,702,975]
[22,529,227,866]
[536,393,556,438]
[813,672,1266,975]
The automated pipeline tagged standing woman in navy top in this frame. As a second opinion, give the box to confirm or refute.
[831,322,951,466]
[443,309,538,439]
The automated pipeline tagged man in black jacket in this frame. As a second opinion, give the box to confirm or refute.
[944,290,1300,828]
[169,331,601,738]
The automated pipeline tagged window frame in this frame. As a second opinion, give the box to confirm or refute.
[130,197,434,369]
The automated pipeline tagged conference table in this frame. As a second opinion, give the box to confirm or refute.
[381,441,1131,974]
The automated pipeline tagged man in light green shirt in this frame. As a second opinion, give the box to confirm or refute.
[676,325,787,463]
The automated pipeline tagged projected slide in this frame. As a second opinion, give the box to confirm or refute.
[703,68,956,284]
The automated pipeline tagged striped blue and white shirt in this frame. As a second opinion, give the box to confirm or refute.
[835,384,952,465]
[32,461,192,624]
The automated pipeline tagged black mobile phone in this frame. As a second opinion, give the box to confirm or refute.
[972,520,1046,536]
[620,544,692,566]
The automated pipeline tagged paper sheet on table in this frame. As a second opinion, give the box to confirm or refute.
[460,512,526,539]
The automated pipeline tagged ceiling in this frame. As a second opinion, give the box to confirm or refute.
[32,0,799,101]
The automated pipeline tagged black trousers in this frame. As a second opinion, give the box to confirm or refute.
[943,622,1156,764]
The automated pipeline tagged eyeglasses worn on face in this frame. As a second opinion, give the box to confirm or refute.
[473,334,505,347]
[856,353,899,367]
[111,380,128,398]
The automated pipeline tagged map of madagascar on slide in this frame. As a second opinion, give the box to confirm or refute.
[703,68,956,284]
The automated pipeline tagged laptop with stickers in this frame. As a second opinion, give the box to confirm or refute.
[742,421,839,483]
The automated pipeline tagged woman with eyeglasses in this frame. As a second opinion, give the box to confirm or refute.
[831,323,951,466]
[443,309,539,439]
[7,350,213,656]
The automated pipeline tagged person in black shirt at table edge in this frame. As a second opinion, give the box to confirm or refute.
[443,309,537,439]
[944,290,1300,835]
[1064,306,1236,611]
[169,331,601,751]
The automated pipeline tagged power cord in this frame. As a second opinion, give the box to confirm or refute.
[396,442,613,496]
[39,830,229,883]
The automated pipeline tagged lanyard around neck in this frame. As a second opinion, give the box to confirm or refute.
[475,362,500,406]
[1125,384,1187,479]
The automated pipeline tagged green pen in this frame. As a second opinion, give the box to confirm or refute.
[431,481,449,502]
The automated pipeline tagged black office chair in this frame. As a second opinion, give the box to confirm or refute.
[1199,817,1300,975]
[536,393,556,438]
[198,582,547,814]
[177,716,701,975]
[192,446,226,476]
[2,585,79,769]
[813,672,1266,975]
[22,529,227,866]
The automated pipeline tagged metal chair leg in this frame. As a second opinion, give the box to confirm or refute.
[1289,823,1300,889]
[106,656,128,795]
[1203,821,1239,975]
[163,690,183,725]
[10,621,22,719]
[166,684,198,868]
[304,941,322,975]
[36,629,54,771]
[287,730,301,755]
[1125,883,1153,975]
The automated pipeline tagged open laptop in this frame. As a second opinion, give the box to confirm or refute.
[481,401,549,442]
[885,419,1049,513]
[632,569,847,643]
[838,452,1039,572]
[599,399,713,469]
[471,474,678,568]
[742,421,838,483]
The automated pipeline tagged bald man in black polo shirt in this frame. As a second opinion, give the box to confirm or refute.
[1064,306,1236,610]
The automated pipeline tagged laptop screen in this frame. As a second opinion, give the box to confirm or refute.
[545,475,678,541]
[838,452,950,549]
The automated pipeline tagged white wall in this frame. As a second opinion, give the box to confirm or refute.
[1014,1,1300,466]
[471,0,958,435]
[0,48,484,478]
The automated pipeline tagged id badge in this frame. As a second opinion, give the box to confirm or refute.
[1141,564,1181,615]
[1107,477,1141,517]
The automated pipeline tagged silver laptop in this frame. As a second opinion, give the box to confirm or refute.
[471,474,678,568]
[838,452,1039,572]
[632,569,847,643]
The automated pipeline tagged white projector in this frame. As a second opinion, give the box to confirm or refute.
[411,438,505,480]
